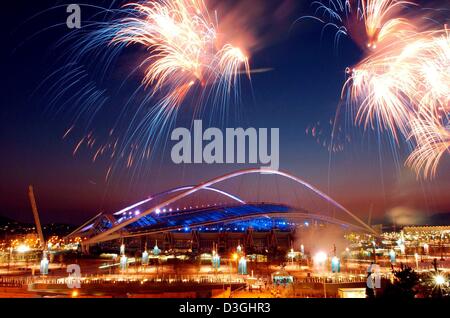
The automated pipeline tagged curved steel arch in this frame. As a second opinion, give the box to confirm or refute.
[67,186,244,240]
[112,185,245,216]
[156,185,245,205]
[86,168,376,244]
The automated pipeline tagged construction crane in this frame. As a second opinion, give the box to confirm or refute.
[28,185,45,250]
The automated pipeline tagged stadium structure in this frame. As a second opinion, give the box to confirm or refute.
[67,168,377,255]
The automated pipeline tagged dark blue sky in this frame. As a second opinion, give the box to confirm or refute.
[1,0,449,225]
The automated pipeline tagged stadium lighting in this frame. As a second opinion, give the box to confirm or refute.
[434,274,446,286]
[313,251,327,264]
[16,244,30,253]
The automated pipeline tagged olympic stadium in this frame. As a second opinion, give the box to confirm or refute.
[68,168,377,255]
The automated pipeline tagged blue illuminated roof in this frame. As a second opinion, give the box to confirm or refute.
[125,203,295,234]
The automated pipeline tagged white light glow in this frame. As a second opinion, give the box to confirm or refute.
[434,275,445,286]
[314,251,327,264]
[16,244,30,253]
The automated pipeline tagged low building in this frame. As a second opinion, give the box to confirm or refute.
[338,288,366,298]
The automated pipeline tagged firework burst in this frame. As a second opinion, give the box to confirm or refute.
[49,0,253,179]
[112,0,250,111]
[306,118,351,153]
[302,0,416,50]
[361,0,416,49]
[305,0,450,178]
[344,29,449,138]
[406,116,450,179]
[344,28,450,177]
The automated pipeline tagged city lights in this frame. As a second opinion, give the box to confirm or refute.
[331,257,340,273]
[16,244,30,253]
[434,274,446,286]
[238,257,247,275]
[142,250,149,266]
[0,0,449,302]
[313,251,327,265]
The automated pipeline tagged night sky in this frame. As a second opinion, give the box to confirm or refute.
[1,0,449,225]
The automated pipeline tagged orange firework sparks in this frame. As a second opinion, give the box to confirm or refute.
[344,29,449,139]
[406,116,450,179]
[362,0,417,50]
[303,0,417,51]
[308,1,449,177]
[343,24,449,177]
[111,0,250,111]
[59,0,258,176]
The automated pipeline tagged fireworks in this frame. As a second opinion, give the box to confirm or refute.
[304,0,416,50]
[345,28,450,177]
[305,119,351,153]
[306,0,450,178]
[406,117,450,179]
[56,0,252,177]
[112,0,250,110]
[361,0,416,49]
[36,1,448,179]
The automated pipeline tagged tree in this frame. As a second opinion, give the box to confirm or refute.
[382,264,420,299]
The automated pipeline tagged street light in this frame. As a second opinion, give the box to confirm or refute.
[212,251,220,270]
[313,251,327,274]
[331,256,340,273]
[288,248,295,266]
[238,257,247,275]
[399,244,406,255]
[414,253,419,270]
[142,250,149,266]
[389,249,396,264]
[423,243,429,255]
[434,274,445,286]
[16,244,30,253]
[313,251,327,264]
[40,252,49,275]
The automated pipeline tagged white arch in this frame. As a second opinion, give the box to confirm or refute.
[86,168,377,244]
[112,186,245,216]
[161,186,245,204]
